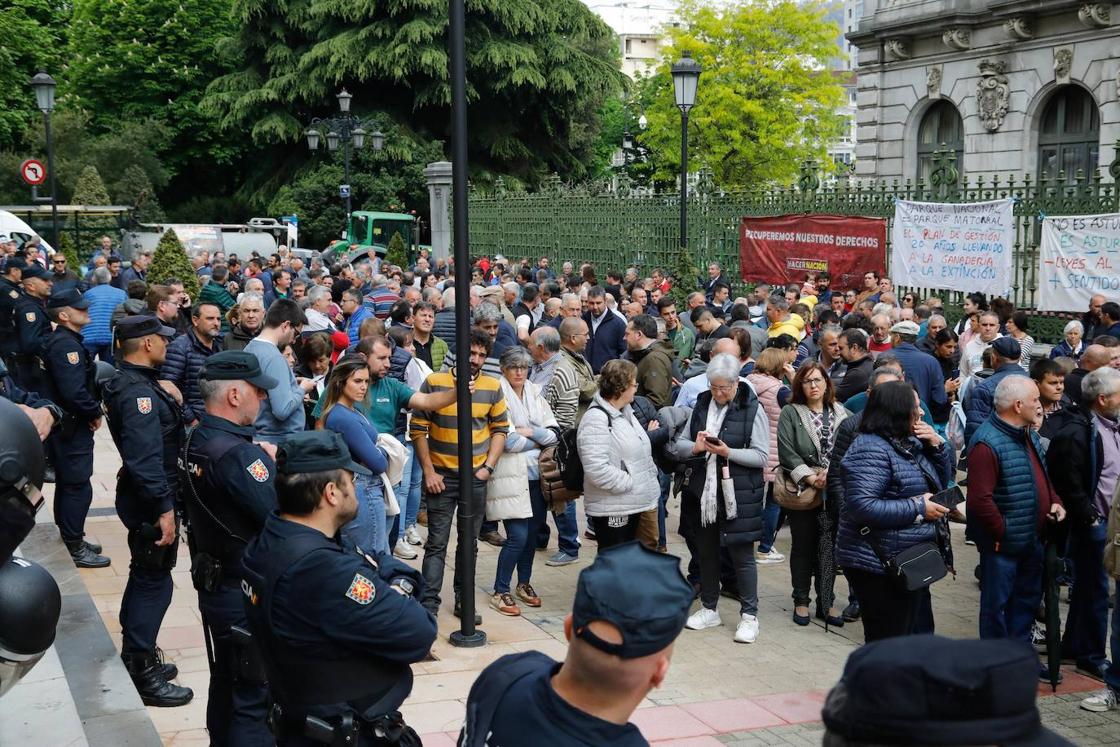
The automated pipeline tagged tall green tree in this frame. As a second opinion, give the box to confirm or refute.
[149,228,200,299]
[0,0,68,149]
[114,165,167,223]
[204,0,624,184]
[637,0,846,189]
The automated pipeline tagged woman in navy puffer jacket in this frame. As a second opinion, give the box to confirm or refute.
[839,381,952,642]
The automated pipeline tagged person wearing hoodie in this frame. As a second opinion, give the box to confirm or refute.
[626,314,674,409]
[765,297,802,340]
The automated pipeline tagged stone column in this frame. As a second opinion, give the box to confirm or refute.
[424,161,453,262]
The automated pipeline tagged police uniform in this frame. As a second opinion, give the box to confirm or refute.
[0,257,25,367]
[459,542,693,747]
[10,263,51,392]
[181,351,278,746]
[241,431,437,746]
[102,315,193,707]
[42,288,109,567]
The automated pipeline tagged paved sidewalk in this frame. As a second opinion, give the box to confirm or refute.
[44,430,1118,744]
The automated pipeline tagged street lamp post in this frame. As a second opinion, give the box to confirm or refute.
[29,72,60,253]
[671,52,701,258]
[305,89,384,230]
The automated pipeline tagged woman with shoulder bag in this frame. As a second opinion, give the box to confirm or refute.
[488,347,558,617]
[746,348,793,565]
[675,354,771,643]
[777,361,849,627]
[838,381,952,642]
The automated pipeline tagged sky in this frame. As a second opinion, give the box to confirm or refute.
[581,0,680,34]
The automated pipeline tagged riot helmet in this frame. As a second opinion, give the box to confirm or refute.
[0,557,62,697]
[0,397,46,564]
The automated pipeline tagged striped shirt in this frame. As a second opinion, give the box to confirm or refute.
[440,349,502,380]
[410,372,509,472]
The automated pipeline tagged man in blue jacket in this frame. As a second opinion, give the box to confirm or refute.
[582,285,626,374]
[889,320,949,422]
[964,338,1028,445]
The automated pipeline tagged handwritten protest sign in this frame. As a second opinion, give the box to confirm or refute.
[890,198,1015,296]
[1038,213,1120,311]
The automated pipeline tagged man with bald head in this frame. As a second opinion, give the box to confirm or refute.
[1066,344,1112,405]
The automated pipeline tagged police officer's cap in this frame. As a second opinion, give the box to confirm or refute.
[199,351,278,390]
[47,288,91,310]
[116,315,176,341]
[20,263,48,280]
[2,257,25,275]
[571,541,692,659]
[276,431,371,477]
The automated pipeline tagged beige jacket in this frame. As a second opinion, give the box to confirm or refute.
[1106,478,1120,579]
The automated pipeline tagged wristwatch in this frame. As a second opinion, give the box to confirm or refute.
[479,464,494,476]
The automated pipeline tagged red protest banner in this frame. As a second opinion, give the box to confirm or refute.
[739,214,887,289]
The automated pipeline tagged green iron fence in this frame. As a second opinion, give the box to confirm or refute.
[468,146,1120,340]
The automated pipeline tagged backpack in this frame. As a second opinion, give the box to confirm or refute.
[946,400,967,451]
[556,405,610,492]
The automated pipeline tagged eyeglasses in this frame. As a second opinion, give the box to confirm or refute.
[802,378,825,387]
[710,383,736,393]
[52,258,65,264]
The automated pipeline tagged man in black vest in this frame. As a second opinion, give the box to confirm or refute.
[183,351,279,745]
[241,430,436,745]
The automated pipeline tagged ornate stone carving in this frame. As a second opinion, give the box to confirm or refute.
[942,28,971,51]
[884,39,910,60]
[1003,16,1033,40]
[977,59,1010,132]
[1054,48,1073,84]
[1078,3,1110,27]
[926,65,943,99]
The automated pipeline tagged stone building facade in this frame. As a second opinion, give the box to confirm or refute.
[848,0,1119,182]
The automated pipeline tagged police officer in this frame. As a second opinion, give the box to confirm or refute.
[182,351,278,745]
[11,261,51,392]
[241,430,437,746]
[459,542,694,747]
[0,255,23,367]
[43,288,110,568]
[102,315,193,707]
[0,356,61,442]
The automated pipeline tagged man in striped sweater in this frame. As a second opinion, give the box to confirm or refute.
[411,326,509,622]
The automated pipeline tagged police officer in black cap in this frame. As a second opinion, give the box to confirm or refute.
[182,350,278,745]
[459,542,694,747]
[241,430,437,746]
[10,261,52,392]
[0,256,24,367]
[0,355,61,442]
[102,315,193,707]
[43,287,110,568]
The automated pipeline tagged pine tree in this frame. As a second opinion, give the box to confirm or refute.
[670,247,699,309]
[114,165,166,223]
[384,231,409,271]
[72,165,112,205]
[148,228,200,300]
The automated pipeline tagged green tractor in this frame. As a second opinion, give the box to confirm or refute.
[322,210,418,266]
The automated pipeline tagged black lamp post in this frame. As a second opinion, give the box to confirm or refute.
[305,89,384,227]
[29,71,60,254]
[671,51,701,257]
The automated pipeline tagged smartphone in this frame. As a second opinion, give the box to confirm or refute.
[704,436,723,445]
[929,486,964,509]
[950,369,960,380]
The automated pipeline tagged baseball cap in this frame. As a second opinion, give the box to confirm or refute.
[198,351,278,390]
[275,431,371,477]
[47,288,91,310]
[890,320,920,336]
[822,635,1072,746]
[991,337,1022,360]
[20,263,49,280]
[572,541,692,659]
[115,315,176,341]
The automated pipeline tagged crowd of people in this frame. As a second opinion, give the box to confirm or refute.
[2,229,1120,743]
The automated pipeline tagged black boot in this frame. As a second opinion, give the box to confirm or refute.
[122,651,193,707]
[151,646,179,681]
[83,538,103,554]
[841,601,861,622]
[65,539,111,569]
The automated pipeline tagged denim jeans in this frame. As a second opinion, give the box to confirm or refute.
[389,440,423,547]
[421,471,485,614]
[978,542,1043,644]
[494,482,548,594]
[83,342,113,365]
[341,473,388,556]
[657,470,671,548]
[758,483,782,554]
[536,499,581,557]
[1062,520,1110,669]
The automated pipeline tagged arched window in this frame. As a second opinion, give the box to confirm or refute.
[1038,86,1100,180]
[916,101,963,183]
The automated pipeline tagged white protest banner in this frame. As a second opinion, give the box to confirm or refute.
[1038,213,1120,311]
[890,198,1015,296]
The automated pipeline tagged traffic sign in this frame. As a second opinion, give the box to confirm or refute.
[339,184,351,198]
[20,159,46,186]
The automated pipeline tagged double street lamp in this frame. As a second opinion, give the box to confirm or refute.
[305,89,385,221]
[671,51,701,256]
[29,71,60,253]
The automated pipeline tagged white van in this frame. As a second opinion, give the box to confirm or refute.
[0,210,54,255]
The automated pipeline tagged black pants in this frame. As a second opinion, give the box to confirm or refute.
[48,425,94,541]
[787,507,835,608]
[120,522,177,654]
[845,567,931,642]
[590,514,640,549]
[420,471,485,614]
[687,506,758,615]
[198,585,272,746]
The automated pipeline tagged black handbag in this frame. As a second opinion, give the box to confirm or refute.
[861,528,947,592]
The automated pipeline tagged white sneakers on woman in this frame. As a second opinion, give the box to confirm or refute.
[734,614,759,643]
[686,607,760,643]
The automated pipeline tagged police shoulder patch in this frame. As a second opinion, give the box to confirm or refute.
[66,351,80,365]
[345,573,375,605]
[136,397,152,414]
[25,312,36,323]
[8,290,16,299]
[246,458,269,482]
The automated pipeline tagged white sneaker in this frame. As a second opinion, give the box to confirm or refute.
[1080,688,1119,713]
[756,548,785,564]
[393,539,418,560]
[685,607,722,630]
[405,524,423,546]
[734,614,759,643]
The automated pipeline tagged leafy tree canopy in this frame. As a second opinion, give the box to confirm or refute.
[204,0,625,184]
[0,0,67,149]
[636,0,846,189]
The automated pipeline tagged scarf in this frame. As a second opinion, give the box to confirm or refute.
[701,399,737,526]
